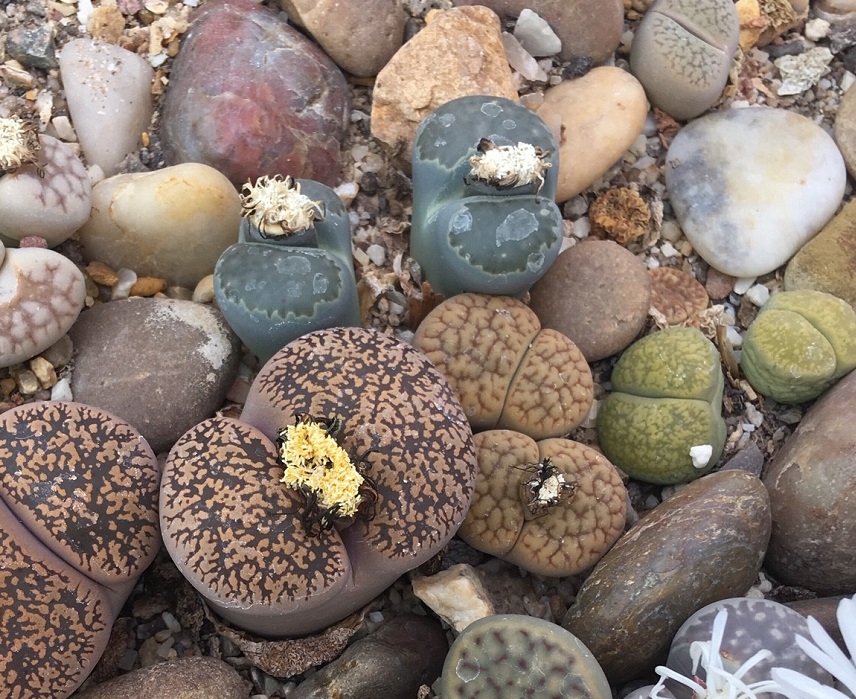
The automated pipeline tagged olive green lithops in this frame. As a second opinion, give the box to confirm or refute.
[597,327,726,484]
[411,95,563,297]
[440,614,611,699]
[741,289,856,404]
[160,327,476,638]
[629,0,740,120]
[458,430,626,577]
[213,176,361,363]
[0,401,161,699]
[413,293,593,440]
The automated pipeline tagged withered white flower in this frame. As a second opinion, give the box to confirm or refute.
[468,138,551,192]
[0,116,40,175]
[240,175,325,238]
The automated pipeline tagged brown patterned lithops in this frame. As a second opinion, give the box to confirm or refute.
[0,401,161,699]
[630,0,740,120]
[0,239,86,369]
[412,293,593,440]
[458,430,626,577]
[160,326,477,637]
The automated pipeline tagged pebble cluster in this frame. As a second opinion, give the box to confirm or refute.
[1,0,856,697]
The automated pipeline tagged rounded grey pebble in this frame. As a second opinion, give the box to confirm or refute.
[69,298,241,454]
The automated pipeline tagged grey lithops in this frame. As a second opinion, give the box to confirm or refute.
[0,239,86,369]
[662,597,831,699]
[0,401,161,699]
[439,614,612,699]
[160,326,477,637]
[630,0,739,120]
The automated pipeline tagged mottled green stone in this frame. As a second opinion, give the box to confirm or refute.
[741,289,856,404]
[597,328,726,484]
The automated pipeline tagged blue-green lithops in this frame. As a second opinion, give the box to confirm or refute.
[597,327,726,484]
[440,614,611,699]
[213,176,361,363]
[411,95,563,297]
[741,289,856,404]
[629,0,740,120]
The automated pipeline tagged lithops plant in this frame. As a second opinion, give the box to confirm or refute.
[0,116,92,247]
[213,175,361,363]
[597,327,726,484]
[0,401,161,699]
[457,430,626,577]
[629,0,740,120]
[160,326,476,637]
[0,239,86,369]
[657,597,832,699]
[741,289,856,404]
[413,293,593,440]
[439,614,612,699]
[411,95,563,297]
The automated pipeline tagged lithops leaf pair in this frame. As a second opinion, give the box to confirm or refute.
[630,0,740,120]
[440,614,612,699]
[413,293,593,440]
[411,95,563,297]
[0,239,86,369]
[661,597,831,699]
[0,401,161,699]
[214,176,361,363]
[458,430,626,577]
[160,326,476,638]
[741,289,856,404]
[597,327,726,484]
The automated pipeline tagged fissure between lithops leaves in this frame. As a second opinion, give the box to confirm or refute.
[241,175,325,238]
[0,116,41,175]
[468,138,551,191]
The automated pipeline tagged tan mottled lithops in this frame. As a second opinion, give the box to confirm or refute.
[630,0,740,120]
[458,430,627,577]
[0,401,161,699]
[649,266,710,326]
[161,327,476,638]
[412,293,593,440]
[0,240,86,369]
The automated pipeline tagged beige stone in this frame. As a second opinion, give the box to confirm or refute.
[77,163,241,288]
[371,6,517,156]
[535,67,649,202]
[279,0,406,77]
[411,564,495,633]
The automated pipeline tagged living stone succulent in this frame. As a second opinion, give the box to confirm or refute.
[213,176,361,363]
[630,0,740,121]
[741,289,856,404]
[0,239,86,369]
[439,614,612,699]
[457,430,626,577]
[0,401,161,699]
[160,326,476,638]
[413,293,593,440]
[597,326,726,484]
[411,95,563,297]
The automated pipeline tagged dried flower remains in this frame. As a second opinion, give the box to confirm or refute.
[0,116,41,176]
[241,175,325,238]
[519,457,576,520]
[468,138,551,192]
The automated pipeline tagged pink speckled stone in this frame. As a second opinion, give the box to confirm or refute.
[160,0,349,187]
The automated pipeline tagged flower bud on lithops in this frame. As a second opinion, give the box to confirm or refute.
[439,614,612,699]
[458,430,626,577]
[411,95,563,297]
[0,402,161,699]
[213,176,361,363]
[413,293,593,440]
[661,597,831,699]
[630,0,740,121]
[160,327,476,638]
[597,327,726,484]
[0,240,86,369]
[741,289,856,404]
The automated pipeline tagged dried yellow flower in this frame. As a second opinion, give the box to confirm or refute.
[241,175,325,238]
[0,116,40,175]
